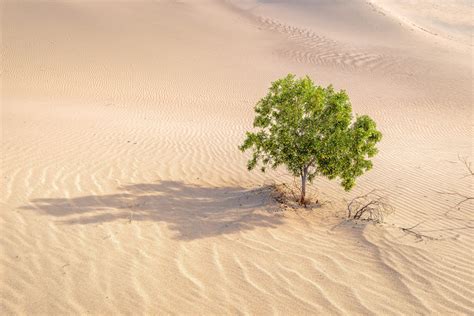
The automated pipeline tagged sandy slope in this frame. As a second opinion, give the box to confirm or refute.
[368,0,473,46]
[1,0,473,314]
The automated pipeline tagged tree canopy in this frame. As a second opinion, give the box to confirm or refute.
[239,74,382,204]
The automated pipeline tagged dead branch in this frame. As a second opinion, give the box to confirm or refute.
[435,156,473,212]
[435,190,473,208]
[270,182,321,210]
[458,154,473,178]
[347,189,394,223]
[285,181,300,203]
[400,224,439,241]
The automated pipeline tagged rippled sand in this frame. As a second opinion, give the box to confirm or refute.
[1,0,473,314]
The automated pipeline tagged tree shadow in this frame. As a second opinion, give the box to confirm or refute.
[20,181,284,240]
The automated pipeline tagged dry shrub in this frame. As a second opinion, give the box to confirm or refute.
[347,189,394,223]
[269,183,321,210]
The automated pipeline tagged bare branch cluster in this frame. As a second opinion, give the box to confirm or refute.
[270,182,323,210]
[347,189,394,223]
[271,183,305,208]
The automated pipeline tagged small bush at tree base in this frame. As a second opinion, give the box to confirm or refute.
[239,74,382,204]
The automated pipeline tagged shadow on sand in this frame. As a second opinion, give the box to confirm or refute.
[20,181,284,240]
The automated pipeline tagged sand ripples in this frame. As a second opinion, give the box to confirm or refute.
[1,0,473,314]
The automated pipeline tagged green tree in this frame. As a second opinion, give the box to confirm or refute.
[239,74,382,204]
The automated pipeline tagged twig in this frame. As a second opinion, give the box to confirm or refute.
[436,191,473,208]
[434,155,473,214]
[400,226,439,241]
[458,154,473,177]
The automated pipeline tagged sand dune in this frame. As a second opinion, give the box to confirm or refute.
[368,0,473,46]
[1,0,473,314]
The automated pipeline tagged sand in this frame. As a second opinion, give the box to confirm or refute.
[1,0,473,314]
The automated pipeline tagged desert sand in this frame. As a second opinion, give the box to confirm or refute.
[1,0,473,314]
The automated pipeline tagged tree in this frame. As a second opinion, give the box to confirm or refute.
[239,74,382,205]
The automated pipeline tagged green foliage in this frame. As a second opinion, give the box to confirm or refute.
[239,74,382,193]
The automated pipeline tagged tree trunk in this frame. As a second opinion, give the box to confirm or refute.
[300,167,308,205]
